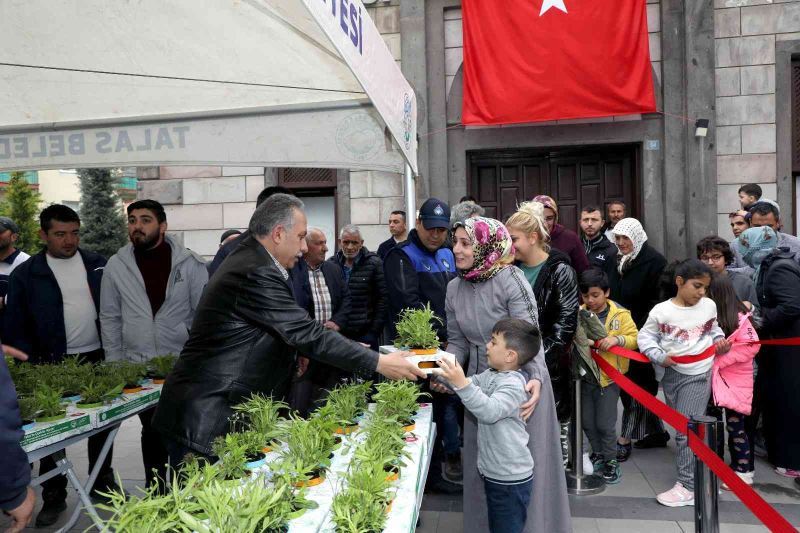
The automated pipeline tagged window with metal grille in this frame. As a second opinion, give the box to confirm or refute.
[278,168,336,188]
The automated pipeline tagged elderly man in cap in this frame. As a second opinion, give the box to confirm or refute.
[0,217,29,331]
[384,198,462,492]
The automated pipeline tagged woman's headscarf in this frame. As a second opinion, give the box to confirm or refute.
[611,218,648,275]
[737,226,778,280]
[452,216,515,283]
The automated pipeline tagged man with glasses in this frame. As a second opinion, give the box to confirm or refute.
[696,236,757,309]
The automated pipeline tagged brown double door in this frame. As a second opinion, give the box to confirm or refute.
[468,145,638,233]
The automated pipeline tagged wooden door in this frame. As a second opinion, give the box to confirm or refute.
[468,146,638,231]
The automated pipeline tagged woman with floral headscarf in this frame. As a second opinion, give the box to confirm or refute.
[606,218,669,459]
[738,226,800,477]
[434,216,571,533]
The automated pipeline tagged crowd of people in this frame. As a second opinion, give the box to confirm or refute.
[1,181,799,532]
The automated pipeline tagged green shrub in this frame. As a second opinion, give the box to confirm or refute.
[148,354,178,379]
[393,303,442,350]
[331,486,388,533]
[231,394,289,445]
[79,376,124,404]
[33,384,65,418]
[372,380,427,423]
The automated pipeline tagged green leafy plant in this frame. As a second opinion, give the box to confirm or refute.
[8,361,37,397]
[354,416,411,472]
[274,416,335,481]
[17,396,40,422]
[373,380,427,423]
[78,376,124,405]
[101,361,148,389]
[211,433,258,480]
[96,479,199,533]
[177,475,299,533]
[393,303,442,350]
[331,486,389,533]
[231,394,289,446]
[148,354,178,379]
[33,384,66,420]
[316,381,371,427]
[344,462,394,504]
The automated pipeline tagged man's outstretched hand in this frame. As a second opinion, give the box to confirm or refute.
[2,345,28,362]
[376,351,427,381]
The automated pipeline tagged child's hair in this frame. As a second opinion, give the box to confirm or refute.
[738,183,762,200]
[505,201,550,251]
[673,258,713,282]
[491,318,541,366]
[708,275,749,336]
[578,268,610,294]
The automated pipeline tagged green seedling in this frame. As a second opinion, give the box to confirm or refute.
[148,354,178,379]
[33,384,66,419]
[78,376,124,405]
[393,303,442,350]
[231,394,289,445]
[331,486,389,533]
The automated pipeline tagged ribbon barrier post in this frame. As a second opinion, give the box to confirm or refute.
[690,416,723,533]
[590,343,798,533]
[565,377,605,495]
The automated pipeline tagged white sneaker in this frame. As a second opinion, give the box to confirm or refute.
[582,453,594,475]
[657,482,695,507]
[722,471,754,491]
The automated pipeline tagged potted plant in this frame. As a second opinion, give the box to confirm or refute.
[102,362,148,393]
[76,376,124,408]
[17,396,39,430]
[8,361,37,397]
[344,462,394,504]
[393,303,443,354]
[147,354,177,384]
[354,417,411,481]
[231,394,289,452]
[331,486,389,532]
[177,475,299,533]
[316,382,371,434]
[275,416,335,487]
[33,384,67,423]
[372,380,427,431]
[211,432,264,480]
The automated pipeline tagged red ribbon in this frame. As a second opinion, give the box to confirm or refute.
[591,351,796,532]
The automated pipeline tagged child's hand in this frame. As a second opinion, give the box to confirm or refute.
[715,339,732,355]
[662,355,677,367]
[434,358,468,389]
[597,336,619,351]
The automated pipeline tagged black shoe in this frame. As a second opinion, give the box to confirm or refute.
[589,452,605,470]
[425,476,463,495]
[90,478,126,505]
[35,500,67,527]
[616,442,632,462]
[602,459,622,484]
[443,452,463,483]
[634,432,670,449]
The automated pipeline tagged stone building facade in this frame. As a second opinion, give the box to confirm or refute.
[137,0,800,260]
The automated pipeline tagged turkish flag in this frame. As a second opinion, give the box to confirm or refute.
[462,0,656,125]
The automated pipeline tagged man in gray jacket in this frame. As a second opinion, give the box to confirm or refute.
[100,199,207,490]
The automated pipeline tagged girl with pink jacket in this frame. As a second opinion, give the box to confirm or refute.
[709,275,759,487]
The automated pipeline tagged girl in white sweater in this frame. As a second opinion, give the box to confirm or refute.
[638,259,731,507]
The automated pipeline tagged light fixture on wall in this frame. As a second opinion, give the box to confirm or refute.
[695,119,709,138]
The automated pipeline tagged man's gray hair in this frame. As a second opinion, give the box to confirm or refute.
[450,201,485,225]
[339,224,362,240]
[306,227,325,242]
[248,193,304,237]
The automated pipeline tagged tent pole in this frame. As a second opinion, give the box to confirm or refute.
[404,162,416,219]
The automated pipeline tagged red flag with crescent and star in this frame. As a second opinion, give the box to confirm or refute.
[461,0,656,125]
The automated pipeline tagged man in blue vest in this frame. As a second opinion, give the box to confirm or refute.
[384,198,462,492]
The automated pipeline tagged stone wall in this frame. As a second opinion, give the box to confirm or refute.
[137,166,266,260]
[713,1,799,238]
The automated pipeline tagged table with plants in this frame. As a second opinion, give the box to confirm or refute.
[9,354,179,531]
[97,379,436,533]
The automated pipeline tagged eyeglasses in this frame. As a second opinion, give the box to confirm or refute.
[699,254,725,262]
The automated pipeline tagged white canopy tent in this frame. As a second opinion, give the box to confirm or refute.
[0,0,418,213]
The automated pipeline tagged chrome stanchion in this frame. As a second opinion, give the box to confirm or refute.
[566,378,605,495]
[690,415,722,533]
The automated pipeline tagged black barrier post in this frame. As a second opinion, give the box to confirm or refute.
[565,378,605,495]
[690,415,723,533]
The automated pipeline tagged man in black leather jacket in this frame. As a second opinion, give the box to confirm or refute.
[153,194,425,465]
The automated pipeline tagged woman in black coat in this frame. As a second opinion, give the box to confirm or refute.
[604,218,668,461]
[740,227,800,474]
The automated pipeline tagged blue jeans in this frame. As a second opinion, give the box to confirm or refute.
[484,475,533,533]
[432,391,461,455]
